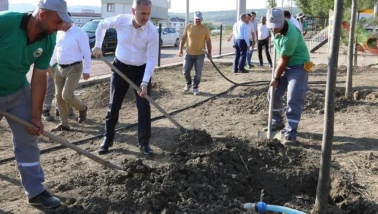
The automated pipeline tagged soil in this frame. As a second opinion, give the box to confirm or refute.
[0,63,378,214]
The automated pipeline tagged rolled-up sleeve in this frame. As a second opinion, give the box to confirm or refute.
[95,15,119,48]
[142,27,159,82]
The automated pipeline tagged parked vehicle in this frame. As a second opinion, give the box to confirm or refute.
[81,20,117,55]
[157,27,180,47]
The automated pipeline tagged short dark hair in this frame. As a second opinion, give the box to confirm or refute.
[283,10,291,19]
[251,11,256,15]
[247,14,251,17]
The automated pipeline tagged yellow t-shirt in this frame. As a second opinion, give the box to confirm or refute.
[184,24,210,55]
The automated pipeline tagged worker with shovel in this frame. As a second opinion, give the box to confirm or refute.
[266,8,311,145]
[0,0,71,208]
[92,0,159,155]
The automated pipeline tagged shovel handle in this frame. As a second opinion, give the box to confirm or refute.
[0,110,122,171]
[100,56,186,133]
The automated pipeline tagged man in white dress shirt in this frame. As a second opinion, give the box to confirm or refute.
[92,0,159,156]
[50,14,91,131]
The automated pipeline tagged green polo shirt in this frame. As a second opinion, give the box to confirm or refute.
[272,20,309,66]
[0,11,56,96]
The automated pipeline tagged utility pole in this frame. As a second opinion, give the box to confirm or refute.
[185,0,189,25]
[236,0,246,22]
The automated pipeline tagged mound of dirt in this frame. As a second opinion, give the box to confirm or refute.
[51,138,322,214]
[222,87,356,115]
[80,82,111,109]
[177,129,213,146]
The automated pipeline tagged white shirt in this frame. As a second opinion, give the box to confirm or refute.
[95,14,159,83]
[290,16,301,30]
[258,23,270,40]
[246,21,256,41]
[232,21,250,45]
[50,25,91,74]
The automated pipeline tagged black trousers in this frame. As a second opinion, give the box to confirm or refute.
[104,58,151,146]
[258,39,272,65]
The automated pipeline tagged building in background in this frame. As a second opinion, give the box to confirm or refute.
[71,10,101,27]
[168,16,185,31]
[0,0,8,11]
[101,0,170,25]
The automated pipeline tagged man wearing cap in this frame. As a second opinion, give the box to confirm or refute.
[0,0,71,208]
[178,11,212,95]
[296,12,308,36]
[266,8,310,145]
[50,13,91,132]
[92,0,158,156]
[228,13,250,73]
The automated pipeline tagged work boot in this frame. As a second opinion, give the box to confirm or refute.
[140,145,154,156]
[50,124,70,132]
[78,106,88,123]
[183,84,191,92]
[262,123,285,132]
[28,190,61,209]
[193,88,199,96]
[98,137,113,155]
[42,110,54,122]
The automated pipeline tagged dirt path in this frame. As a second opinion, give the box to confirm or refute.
[0,63,377,214]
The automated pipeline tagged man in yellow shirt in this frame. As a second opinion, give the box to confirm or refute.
[178,11,212,95]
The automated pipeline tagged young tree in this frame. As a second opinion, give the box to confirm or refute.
[345,0,357,99]
[266,0,277,8]
[312,0,344,213]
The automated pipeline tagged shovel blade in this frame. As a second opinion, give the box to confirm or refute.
[257,130,282,140]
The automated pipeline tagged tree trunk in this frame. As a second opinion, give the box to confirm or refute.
[345,0,357,99]
[353,12,360,66]
[312,0,344,213]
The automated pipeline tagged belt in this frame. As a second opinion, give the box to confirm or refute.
[115,58,145,69]
[59,61,82,68]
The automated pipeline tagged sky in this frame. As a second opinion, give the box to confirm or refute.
[10,0,286,12]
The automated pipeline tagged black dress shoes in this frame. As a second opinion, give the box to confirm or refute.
[98,138,113,155]
[140,145,153,156]
[28,190,61,209]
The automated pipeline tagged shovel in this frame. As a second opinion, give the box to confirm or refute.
[257,48,282,140]
[0,110,123,172]
[100,56,186,133]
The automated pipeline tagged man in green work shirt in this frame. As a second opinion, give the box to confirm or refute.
[266,8,310,145]
[0,0,72,209]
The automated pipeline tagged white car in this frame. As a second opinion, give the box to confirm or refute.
[157,27,180,47]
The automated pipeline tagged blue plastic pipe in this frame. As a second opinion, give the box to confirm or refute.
[243,202,307,214]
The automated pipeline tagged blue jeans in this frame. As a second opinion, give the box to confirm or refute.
[246,40,254,66]
[233,39,248,72]
[0,85,45,198]
[269,65,308,138]
[183,54,205,89]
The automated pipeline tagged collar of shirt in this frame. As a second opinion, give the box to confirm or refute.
[127,17,146,30]
[20,13,47,45]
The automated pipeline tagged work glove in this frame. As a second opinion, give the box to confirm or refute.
[303,61,315,72]
[92,47,102,58]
